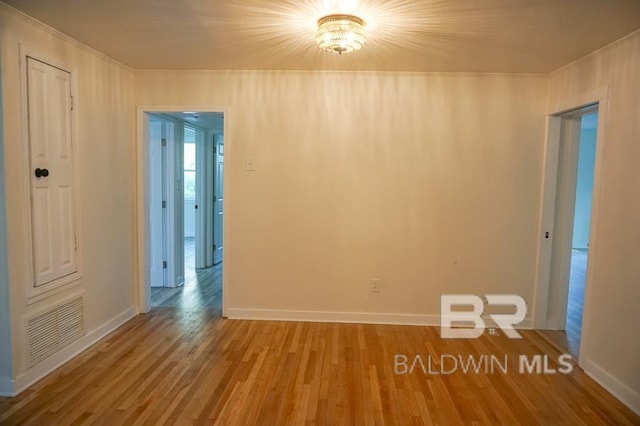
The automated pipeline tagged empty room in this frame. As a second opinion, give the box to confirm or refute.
[0,0,639,424]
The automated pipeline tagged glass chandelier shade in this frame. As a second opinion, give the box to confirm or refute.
[316,14,366,54]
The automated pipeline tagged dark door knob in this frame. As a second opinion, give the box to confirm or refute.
[34,168,49,178]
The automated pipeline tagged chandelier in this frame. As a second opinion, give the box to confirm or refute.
[316,14,366,54]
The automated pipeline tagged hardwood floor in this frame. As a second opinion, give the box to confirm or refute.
[1,246,638,424]
[151,238,222,314]
[566,249,587,354]
[1,318,638,424]
[538,249,587,357]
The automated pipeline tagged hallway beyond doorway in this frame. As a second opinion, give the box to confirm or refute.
[538,249,586,358]
[565,248,587,356]
[151,238,222,314]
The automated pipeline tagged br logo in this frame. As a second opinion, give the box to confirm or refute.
[440,295,527,339]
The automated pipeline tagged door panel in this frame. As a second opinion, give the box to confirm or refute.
[194,127,207,268]
[213,138,223,265]
[27,57,77,287]
[149,118,165,287]
[32,188,53,277]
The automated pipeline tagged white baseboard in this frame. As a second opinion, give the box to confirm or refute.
[227,308,441,326]
[544,318,563,330]
[582,358,640,416]
[8,306,137,397]
[0,377,14,396]
[227,308,534,330]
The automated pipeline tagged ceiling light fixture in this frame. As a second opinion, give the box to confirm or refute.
[316,14,366,54]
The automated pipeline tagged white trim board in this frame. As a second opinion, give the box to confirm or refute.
[227,308,534,330]
[3,306,136,397]
[228,308,442,326]
[135,105,229,316]
[582,359,640,416]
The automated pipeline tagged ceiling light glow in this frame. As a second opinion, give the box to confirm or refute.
[316,14,366,54]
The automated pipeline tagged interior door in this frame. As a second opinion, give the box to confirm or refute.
[27,57,77,287]
[194,127,207,268]
[149,117,165,287]
[547,115,582,329]
[213,136,224,265]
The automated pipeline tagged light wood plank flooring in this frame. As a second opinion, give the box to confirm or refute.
[1,316,638,424]
[2,246,638,424]
[538,249,587,357]
[151,238,222,314]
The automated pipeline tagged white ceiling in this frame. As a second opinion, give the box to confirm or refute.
[4,0,640,73]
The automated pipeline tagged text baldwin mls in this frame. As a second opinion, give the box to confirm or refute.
[394,353,573,375]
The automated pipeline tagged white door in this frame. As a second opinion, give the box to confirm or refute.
[149,117,165,287]
[546,115,582,330]
[195,127,207,268]
[213,136,224,265]
[27,57,77,287]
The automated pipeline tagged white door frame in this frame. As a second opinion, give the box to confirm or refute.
[135,105,229,315]
[532,86,609,365]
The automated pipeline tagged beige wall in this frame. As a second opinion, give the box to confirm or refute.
[547,32,640,408]
[2,0,637,411]
[135,71,547,319]
[0,5,135,378]
[0,57,11,385]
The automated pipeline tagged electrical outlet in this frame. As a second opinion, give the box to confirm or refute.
[370,278,382,293]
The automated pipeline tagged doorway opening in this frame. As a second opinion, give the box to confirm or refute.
[536,102,603,362]
[183,126,197,271]
[141,110,225,315]
[558,109,598,357]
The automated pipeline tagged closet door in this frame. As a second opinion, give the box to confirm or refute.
[27,57,77,287]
